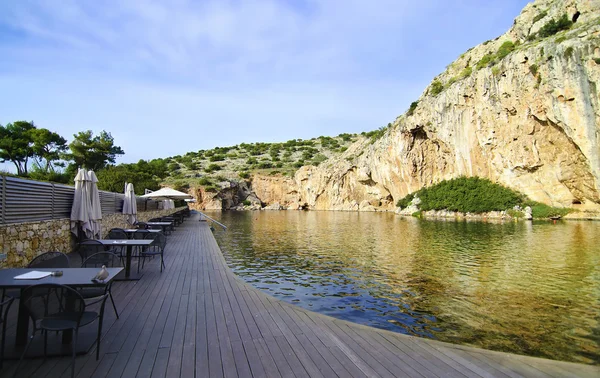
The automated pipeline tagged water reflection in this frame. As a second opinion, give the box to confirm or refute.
[209,211,600,364]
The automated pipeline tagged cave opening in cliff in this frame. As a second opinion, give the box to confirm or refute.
[411,126,428,140]
[572,11,580,23]
[572,199,582,205]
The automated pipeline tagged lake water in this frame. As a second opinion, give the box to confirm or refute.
[207,210,600,364]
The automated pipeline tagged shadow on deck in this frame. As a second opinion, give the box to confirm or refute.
[1,212,598,377]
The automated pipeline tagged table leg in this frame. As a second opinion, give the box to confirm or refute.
[126,245,132,278]
[115,244,143,281]
[15,288,29,346]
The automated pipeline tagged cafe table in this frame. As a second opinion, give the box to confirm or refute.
[96,239,154,281]
[0,267,122,356]
[145,221,173,233]
[122,229,161,238]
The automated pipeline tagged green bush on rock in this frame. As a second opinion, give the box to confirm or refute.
[395,177,572,218]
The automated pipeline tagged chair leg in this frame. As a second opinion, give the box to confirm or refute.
[109,290,119,319]
[71,329,78,378]
[160,254,165,272]
[1,301,12,370]
[14,333,35,378]
[96,316,104,361]
[43,330,48,360]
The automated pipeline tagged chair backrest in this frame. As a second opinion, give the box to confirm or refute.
[133,230,150,239]
[148,218,161,222]
[143,233,156,240]
[136,222,148,230]
[78,240,105,261]
[21,284,85,326]
[148,224,162,230]
[28,252,70,269]
[152,233,167,251]
[108,229,128,239]
[81,252,122,268]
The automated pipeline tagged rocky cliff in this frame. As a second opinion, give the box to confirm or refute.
[195,0,600,212]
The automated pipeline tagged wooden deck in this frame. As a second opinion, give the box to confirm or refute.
[1,212,598,377]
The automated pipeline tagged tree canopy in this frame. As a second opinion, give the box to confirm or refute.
[0,121,41,175]
[65,130,124,171]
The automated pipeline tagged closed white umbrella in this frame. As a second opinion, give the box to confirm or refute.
[88,170,102,239]
[70,168,92,239]
[123,182,137,225]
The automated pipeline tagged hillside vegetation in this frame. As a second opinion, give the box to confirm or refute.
[161,133,367,191]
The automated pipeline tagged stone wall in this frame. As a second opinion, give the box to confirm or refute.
[0,206,187,268]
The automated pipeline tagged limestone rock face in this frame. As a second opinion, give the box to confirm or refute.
[250,0,600,211]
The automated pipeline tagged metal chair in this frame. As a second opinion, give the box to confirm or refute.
[77,240,105,262]
[140,232,167,273]
[28,251,70,269]
[80,252,121,318]
[0,296,14,369]
[14,284,109,378]
[160,217,174,234]
[107,229,128,239]
[135,222,148,230]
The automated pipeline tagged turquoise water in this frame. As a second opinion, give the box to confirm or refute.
[208,211,600,364]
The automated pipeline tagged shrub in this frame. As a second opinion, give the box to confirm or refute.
[257,161,273,169]
[538,14,573,38]
[476,54,494,70]
[205,163,222,173]
[492,66,501,77]
[533,11,548,23]
[396,194,415,208]
[238,171,250,179]
[564,46,574,58]
[407,177,524,213]
[496,41,516,60]
[529,64,538,76]
[524,201,572,218]
[311,154,328,166]
[407,101,419,116]
[430,80,444,96]
[198,177,212,185]
[555,35,567,43]
[506,209,524,218]
[460,66,473,78]
[595,58,600,65]
[242,200,251,206]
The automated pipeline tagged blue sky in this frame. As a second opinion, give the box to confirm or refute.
[0,0,530,167]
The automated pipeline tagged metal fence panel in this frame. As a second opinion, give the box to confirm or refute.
[4,176,54,224]
[53,184,75,219]
[0,175,154,225]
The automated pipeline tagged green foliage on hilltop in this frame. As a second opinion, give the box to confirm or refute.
[430,80,444,96]
[407,101,418,116]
